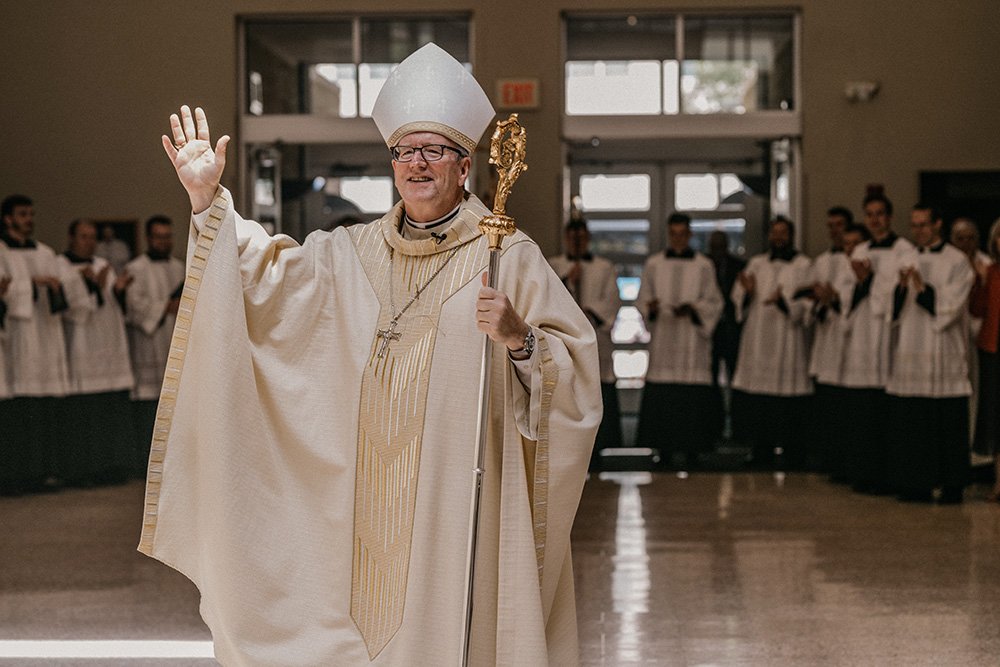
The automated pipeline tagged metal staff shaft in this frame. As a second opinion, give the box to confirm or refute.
[461,247,502,667]
[460,113,525,667]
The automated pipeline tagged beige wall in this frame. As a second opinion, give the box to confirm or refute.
[2,1,998,256]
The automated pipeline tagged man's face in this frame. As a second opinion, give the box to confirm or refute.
[768,221,792,250]
[391,132,470,222]
[827,214,848,247]
[863,201,891,240]
[565,228,590,258]
[69,222,98,259]
[909,209,941,248]
[667,223,692,254]
[148,223,173,255]
[842,230,865,257]
[950,222,978,258]
[4,204,35,239]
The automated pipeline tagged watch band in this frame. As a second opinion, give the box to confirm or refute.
[508,327,535,359]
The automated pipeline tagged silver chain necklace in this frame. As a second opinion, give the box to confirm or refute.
[376,246,461,358]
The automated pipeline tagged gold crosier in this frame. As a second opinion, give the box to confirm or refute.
[460,113,527,667]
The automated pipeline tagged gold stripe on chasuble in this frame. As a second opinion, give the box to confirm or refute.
[139,190,229,555]
[349,222,488,659]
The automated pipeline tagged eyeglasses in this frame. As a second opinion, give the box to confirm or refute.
[390,144,466,162]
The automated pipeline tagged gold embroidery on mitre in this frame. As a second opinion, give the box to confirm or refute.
[349,219,488,658]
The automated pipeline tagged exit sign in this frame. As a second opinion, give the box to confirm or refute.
[497,79,540,109]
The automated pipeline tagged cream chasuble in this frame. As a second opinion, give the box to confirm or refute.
[138,188,600,666]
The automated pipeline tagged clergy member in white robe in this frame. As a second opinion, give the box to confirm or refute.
[124,215,184,476]
[886,205,974,504]
[548,217,622,461]
[950,217,992,448]
[805,207,851,475]
[635,213,724,469]
[838,194,914,493]
[0,244,30,495]
[141,44,599,667]
[731,218,813,468]
[1,194,70,492]
[58,219,136,486]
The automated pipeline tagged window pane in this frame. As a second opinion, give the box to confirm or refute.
[566,61,662,115]
[588,220,651,256]
[675,174,719,210]
[359,64,393,118]
[312,64,358,118]
[580,175,651,211]
[691,218,747,255]
[681,60,759,114]
[339,177,394,214]
[244,18,470,117]
[612,349,649,379]
[683,15,794,112]
[361,18,470,63]
[720,174,744,199]
[566,15,676,61]
[616,277,641,301]
[245,21,354,115]
[662,60,680,115]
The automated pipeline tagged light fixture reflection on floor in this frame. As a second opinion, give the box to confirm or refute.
[0,640,215,659]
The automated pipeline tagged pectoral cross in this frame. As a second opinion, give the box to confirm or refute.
[376,319,401,358]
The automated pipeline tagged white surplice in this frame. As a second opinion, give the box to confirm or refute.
[637,252,723,385]
[123,253,184,400]
[548,254,620,383]
[731,251,813,396]
[807,249,851,385]
[57,255,134,395]
[838,235,915,389]
[138,188,600,667]
[0,245,33,399]
[0,240,69,397]
[885,243,974,398]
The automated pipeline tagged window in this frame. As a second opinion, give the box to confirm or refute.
[580,175,652,211]
[565,13,796,116]
[245,17,470,118]
[683,15,795,113]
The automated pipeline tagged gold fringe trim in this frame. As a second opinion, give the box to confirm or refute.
[138,189,228,556]
[532,331,557,584]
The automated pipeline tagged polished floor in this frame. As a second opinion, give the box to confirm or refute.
[1,474,998,666]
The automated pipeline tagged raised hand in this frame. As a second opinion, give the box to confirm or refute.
[161,105,230,214]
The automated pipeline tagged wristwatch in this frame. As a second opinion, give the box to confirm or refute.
[508,327,535,360]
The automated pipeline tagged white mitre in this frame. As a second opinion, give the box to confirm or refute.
[371,43,495,154]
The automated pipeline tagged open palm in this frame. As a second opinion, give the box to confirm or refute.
[161,105,229,213]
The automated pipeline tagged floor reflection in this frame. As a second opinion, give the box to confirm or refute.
[605,472,652,663]
[574,472,1000,666]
